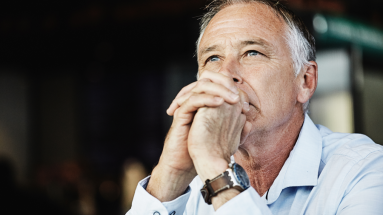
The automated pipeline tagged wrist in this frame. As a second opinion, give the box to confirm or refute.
[147,164,195,202]
[156,160,197,182]
[193,157,229,182]
[212,188,241,211]
[199,162,249,209]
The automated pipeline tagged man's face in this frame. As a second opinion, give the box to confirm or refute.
[197,3,301,136]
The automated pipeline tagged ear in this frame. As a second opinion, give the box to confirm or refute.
[296,61,318,104]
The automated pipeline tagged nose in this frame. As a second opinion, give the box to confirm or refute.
[218,58,243,84]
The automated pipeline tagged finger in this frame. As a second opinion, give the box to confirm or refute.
[167,82,199,116]
[168,79,240,116]
[231,114,247,155]
[191,81,240,104]
[199,71,239,94]
[167,91,194,116]
[175,94,224,120]
[238,89,250,113]
[240,120,252,145]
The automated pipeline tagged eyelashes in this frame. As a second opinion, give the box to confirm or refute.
[204,55,220,65]
[245,50,260,56]
[204,50,264,66]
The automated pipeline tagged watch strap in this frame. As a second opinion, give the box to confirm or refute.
[200,170,234,204]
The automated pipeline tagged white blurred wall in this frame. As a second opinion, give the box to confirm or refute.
[309,49,354,133]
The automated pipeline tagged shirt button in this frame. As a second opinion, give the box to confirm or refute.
[153,212,160,215]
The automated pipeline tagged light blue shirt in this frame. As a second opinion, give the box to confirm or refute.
[127,115,383,215]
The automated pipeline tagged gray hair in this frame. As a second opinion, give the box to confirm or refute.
[196,0,316,113]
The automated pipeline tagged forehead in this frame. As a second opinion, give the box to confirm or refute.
[199,3,288,53]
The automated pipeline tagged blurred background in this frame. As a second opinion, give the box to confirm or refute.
[0,0,382,214]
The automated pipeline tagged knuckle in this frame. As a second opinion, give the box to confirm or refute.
[199,78,210,82]
[188,94,198,102]
[199,70,211,78]
[173,98,182,106]
[181,86,189,92]
[194,81,202,89]
[173,108,180,117]
[196,80,207,87]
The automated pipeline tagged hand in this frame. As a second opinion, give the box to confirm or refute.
[187,90,252,182]
[160,71,242,177]
[187,90,252,210]
[147,71,242,202]
[162,71,249,175]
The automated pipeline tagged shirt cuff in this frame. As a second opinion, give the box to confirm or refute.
[162,186,191,215]
[128,176,192,215]
[215,187,272,215]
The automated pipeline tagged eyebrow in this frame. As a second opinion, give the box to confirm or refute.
[241,39,267,47]
[199,45,220,57]
[199,38,272,57]
[240,38,274,53]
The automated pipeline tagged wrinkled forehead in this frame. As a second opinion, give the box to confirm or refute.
[198,3,288,54]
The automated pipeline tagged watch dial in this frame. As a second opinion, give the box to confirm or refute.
[233,163,250,188]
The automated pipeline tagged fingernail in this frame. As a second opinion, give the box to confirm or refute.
[243,102,250,111]
[230,94,239,101]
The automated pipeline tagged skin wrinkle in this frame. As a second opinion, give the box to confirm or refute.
[245,130,298,186]
[200,38,274,62]
[235,115,301,194]
[197,101,245,162]
[197,1,314,98]
[200,28,279,58]
[199,2,286,47]
[199,33,291,120]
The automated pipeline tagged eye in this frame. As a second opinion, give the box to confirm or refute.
[246,50,259,57]
[207,56,220,63]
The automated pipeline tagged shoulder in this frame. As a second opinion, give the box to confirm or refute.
[315,124,383,178]
[316,124,383,167]
[306,125,383,214]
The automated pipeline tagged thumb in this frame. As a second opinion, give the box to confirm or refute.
[240,121,252,145]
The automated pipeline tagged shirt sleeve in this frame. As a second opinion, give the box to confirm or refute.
[126,176,192,215]
[214,187,273,215]
[337,168,383,214]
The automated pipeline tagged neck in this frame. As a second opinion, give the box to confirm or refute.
[234,110,305,196]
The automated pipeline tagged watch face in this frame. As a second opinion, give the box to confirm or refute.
[233,163,250,189]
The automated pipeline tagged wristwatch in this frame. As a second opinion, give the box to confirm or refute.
[200,162,250,204]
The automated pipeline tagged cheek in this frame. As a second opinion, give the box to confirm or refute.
[267,75,297,112]
[251,69,296,113]
[199,62,222,74]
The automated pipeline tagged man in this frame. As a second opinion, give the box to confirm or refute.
[128,0,383,214]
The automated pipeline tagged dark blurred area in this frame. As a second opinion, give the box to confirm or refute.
[0,0,382,214]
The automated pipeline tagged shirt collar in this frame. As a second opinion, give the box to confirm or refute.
[266,114,323,204]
